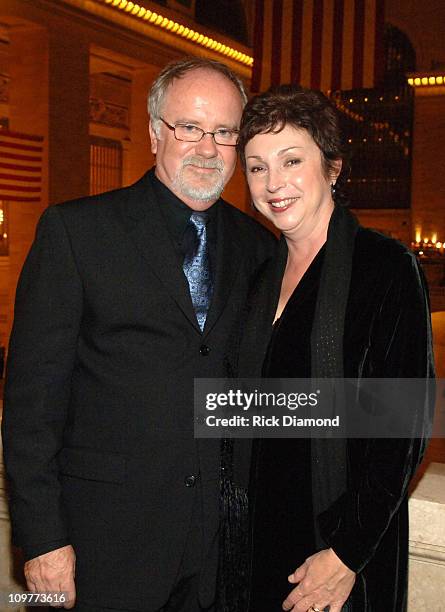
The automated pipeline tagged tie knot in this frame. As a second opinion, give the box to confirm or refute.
[189,212,208,230]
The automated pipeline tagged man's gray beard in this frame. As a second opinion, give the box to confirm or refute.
[173,157,225,202]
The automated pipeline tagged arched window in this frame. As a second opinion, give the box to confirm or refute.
[384,23,416,86]
[331,24,416,213]
[195,0,248,45]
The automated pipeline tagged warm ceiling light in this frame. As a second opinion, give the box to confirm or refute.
[95,0,253,67]
[408,74,445,88]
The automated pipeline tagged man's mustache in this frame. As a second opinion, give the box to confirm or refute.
[182,156,224,172]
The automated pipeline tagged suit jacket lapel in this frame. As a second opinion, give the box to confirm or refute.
[203,201,243,336]
[120,171,201,331]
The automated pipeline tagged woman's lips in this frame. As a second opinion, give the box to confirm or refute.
[267,197,299,212]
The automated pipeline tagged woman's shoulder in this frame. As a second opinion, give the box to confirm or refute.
[354,226,419,274]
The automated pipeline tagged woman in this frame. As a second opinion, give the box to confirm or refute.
[228,85,434,612]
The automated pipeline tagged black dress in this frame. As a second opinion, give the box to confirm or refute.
[237,228,434,612]
[249,246,324,611]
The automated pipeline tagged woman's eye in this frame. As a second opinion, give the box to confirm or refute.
[286,158,301,167]
[248,166,265,174]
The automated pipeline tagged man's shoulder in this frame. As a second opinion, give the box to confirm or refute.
[55,172,150,216]
[50,192,114,220]
[40,172,155,239]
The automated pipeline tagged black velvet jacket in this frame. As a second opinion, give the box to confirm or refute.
[234,227,435,611]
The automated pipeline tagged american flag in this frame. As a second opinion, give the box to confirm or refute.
[0,129,43,202]
[252,0,385,93]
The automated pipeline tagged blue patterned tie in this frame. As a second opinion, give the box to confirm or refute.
[183,212,213,331]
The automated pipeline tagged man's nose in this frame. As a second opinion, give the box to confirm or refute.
[194,133,219,157]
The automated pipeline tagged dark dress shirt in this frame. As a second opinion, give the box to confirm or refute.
[150,170,217,272]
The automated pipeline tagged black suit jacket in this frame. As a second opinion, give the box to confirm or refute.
[2,169,275,610]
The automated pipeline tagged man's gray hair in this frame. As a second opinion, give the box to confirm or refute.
[148,57,248,136]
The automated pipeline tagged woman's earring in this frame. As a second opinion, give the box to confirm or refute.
[331,182,336,197]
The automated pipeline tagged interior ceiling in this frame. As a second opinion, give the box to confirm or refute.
[90,53,135,81]
[89,45,148,80]
[0,16,30,30]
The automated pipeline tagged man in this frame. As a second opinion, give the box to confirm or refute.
[2,57,275,611]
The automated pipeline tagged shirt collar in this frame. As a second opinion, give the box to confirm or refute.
[149,169,218,244]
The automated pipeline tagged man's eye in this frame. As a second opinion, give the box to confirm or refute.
[216,129,233,140]
[182,124,201,134]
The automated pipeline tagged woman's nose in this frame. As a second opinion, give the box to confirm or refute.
[266,168,285,192]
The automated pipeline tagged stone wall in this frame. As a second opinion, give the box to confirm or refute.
[409,462,445,608]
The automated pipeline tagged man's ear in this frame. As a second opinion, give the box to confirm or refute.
[149,121,158,155]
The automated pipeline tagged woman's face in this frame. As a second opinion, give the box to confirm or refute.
[245,125,340,239]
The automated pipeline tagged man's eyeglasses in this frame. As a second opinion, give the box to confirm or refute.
[159,117,239,147]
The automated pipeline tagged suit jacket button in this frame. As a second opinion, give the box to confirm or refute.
[199,345,210,356]
[184,475,197,487]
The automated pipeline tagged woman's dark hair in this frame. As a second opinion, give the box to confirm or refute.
[238,84,349,204]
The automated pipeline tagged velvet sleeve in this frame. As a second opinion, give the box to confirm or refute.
[317,250,435,573]
[2,206,83,556]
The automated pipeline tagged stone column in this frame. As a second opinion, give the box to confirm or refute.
[48,27,90,204]
[7,23,49,344]
[411,85,445,244]
[222,161,250,214]
[125,66,158,185]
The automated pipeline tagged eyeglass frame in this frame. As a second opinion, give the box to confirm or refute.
[158,117,239,147]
